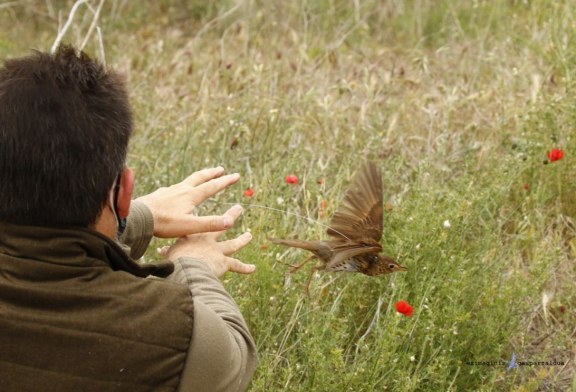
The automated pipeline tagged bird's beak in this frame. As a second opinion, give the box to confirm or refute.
[397,264,408,272]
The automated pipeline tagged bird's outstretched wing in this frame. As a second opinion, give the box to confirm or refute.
[326,161,384,244]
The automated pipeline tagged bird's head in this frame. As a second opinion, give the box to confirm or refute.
[368,254,407,276]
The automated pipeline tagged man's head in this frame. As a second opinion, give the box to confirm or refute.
[0,45,132,229]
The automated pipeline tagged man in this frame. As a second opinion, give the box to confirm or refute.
[0,45,257,391]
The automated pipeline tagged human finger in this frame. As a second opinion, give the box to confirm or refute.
[156,245,170,257]
[154,215,231,238]
[188,173,241,206]
[197,204,243,233]
[220,231,252,255]
[166,205,244,238]
[181,166,226,187]
[209,205,245,240]
[223,204,244,221]
[226,258,256,275]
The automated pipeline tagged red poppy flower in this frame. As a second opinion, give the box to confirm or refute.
[395,300,413,317]
[285,174,299,184]
[547,149,564,162]
[243,188,255,197]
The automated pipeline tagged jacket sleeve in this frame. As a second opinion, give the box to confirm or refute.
[118,200,154,260]
[167,258,258,392]
[120,201,257,390]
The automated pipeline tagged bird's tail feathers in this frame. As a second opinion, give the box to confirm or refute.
[268,238,319,251]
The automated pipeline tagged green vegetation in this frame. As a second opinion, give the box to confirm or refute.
[1,1,574,390]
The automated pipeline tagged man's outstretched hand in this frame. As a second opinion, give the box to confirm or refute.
[136,167,240,238]
[161,204,255,277]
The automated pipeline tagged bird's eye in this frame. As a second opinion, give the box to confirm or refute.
[388,264,395,269]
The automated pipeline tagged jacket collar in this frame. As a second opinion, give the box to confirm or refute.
[0,222,173,278]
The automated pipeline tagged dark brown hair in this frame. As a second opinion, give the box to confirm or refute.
[0,45,132,227]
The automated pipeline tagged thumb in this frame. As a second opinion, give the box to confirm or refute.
[169,205,243,237]
[157,214,233,238]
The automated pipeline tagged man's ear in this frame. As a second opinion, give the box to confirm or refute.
[116,167,134,219]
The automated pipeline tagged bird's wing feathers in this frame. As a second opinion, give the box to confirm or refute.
[326,161,384,243]
[324,242,381,271]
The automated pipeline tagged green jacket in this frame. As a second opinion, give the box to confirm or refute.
[0,201,257,391]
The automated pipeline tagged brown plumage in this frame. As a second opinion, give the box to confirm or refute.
[270,161,406,276]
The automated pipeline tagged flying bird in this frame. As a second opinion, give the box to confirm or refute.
[270,161,406,276]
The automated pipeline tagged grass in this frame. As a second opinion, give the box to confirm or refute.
[2,0,575,390]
